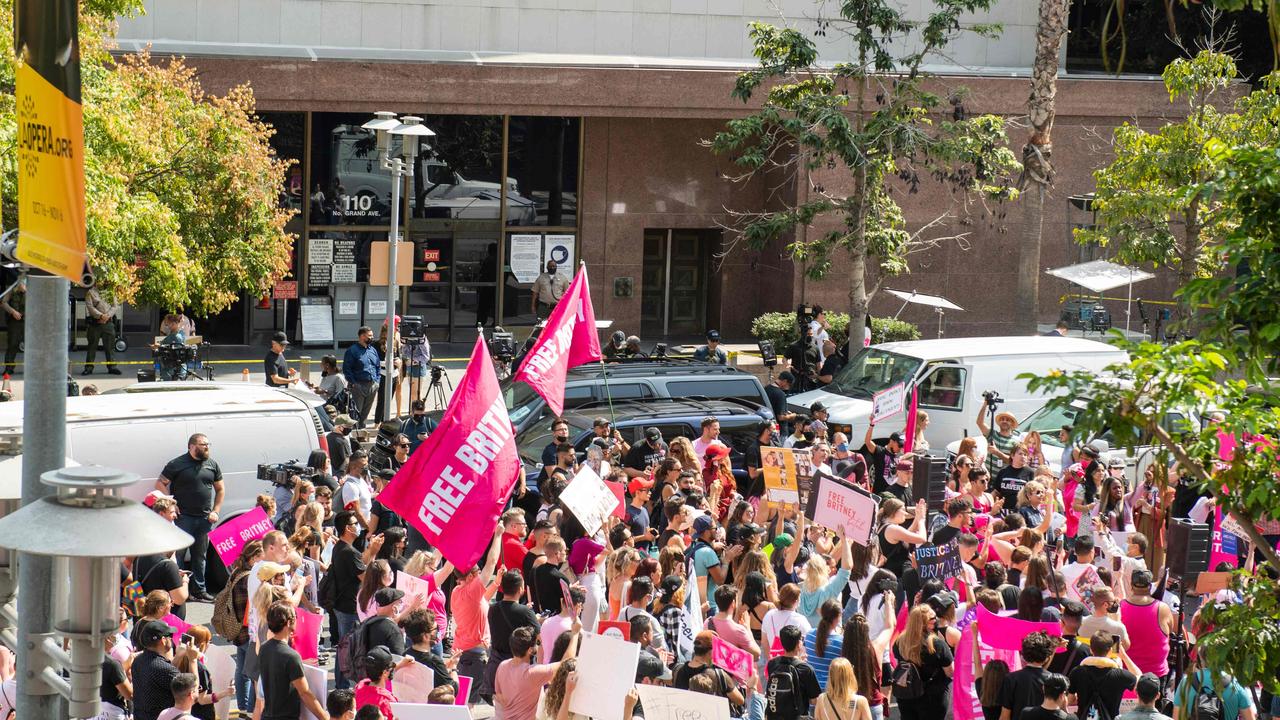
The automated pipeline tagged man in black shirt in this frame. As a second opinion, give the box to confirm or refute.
[1048,601,1090,676]
[156,433,223,601]
[1000,631,1056,720]
[100,634,131,716]
[932,497,974,546]
[327,415,356,475]
[264,331,299,388]
[881,458,915,504]
[765,372,797,430]
[132,620,181,720]
[863,428,904,494]
[486,570,540,695]
[533,537,572,615]
[1019,673,1076,720]
[361,587,409,656]
[1067,632,1139,720]
[744,422,774,499]
[260,602,329,720]
[134,550,189,620]
[624,427,667,478]
[784,325,821,392]
[996,445,1036,510]
[816,341,846,385]
[330,511,367,689]
[539,419,571,483]
[764,625,822,720]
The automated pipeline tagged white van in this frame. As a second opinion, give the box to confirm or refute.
[787,336,1127,448]
[0,384,327,521]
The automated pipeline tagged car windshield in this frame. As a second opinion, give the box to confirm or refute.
[1017,401,1083,448]
[503,379,542,426]
[516,413,592,463]
[825,349,923,399]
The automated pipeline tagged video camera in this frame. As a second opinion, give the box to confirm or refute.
[488,327,515,364]
[796,304,816,329]
[257,460,317,489]
[402,315,425,344]
[982,390,1004,412]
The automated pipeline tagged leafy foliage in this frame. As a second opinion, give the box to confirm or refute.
[750,311,919,350]
[0,0,295,314]
[710,1,1019,343]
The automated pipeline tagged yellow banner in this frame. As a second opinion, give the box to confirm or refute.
[16,62,86,282]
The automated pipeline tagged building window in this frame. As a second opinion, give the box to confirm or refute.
[507,117,580,227]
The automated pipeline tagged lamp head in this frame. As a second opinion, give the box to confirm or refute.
[391,115,435,160]
[362,111,399,154]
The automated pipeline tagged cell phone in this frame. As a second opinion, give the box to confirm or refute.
[180,633,194,645]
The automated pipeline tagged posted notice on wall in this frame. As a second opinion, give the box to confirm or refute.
[544,235,575,276]
[510,234,543,283]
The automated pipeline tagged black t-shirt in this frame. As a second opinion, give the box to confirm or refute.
[1000,666,1050,720]
[882,482,912,505]
[868,445,897,495]
[996,466,1035,509]
[819,353,846,380]
[259,638,306,720]
[538,442,559,483]
[329,540,366,613]
[264,351,289,386]
[407,648,458,692]
[763,655,823,719]
[100,656,128,709]
[162,453,223,517]
[363,614,405,656]
[192,661,215,720]
[765,384,789,420]
[533,563,571,615]
[132,650,180,720]
[134,554,186,621]
[932,524,962,546]
[488,600,540,656]
[893,636,954,695]
[1047,636,1088,676]
[627,504,652,550]
[1068,663,1136,720]
[327,432,351,474]
[672,662,737,693]
[1171,475,1208,520]
[1018,709,1077,720]
[522,551,544,609]
[625,440,668,471]
[371,498,406,532]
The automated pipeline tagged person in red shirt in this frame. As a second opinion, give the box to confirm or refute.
[499,508,529,572]
[354,646,414,720]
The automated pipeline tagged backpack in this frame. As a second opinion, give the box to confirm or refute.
[1189,673,1226,720]
[123,557,168,617]
[338,615,392,683]
[765,659,810,720]
[317,569,337,612]
[890,658,925,700]
[211,571,250,643]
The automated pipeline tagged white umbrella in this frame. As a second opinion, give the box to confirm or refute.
[1045,260,1155,332]
[0,456,80,501]
[886,289,965,338]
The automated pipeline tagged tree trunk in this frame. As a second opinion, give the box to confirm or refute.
[1014,0,1072,334]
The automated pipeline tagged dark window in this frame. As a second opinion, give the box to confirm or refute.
[563,386,596,409]
[918,366,967,410]
[506,117,580,227]
[665,379,766,408]
[605,383,654,401]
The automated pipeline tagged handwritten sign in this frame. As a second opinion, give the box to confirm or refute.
[597,620,631,641]
[915,540,962,581]
[209,507,274,569]
[711,636,754,684]
[805,473,878,546]
[568,632,640,720]
[871,382,906,424]
[762,447,800,505]
[560,465,620,536]
[635,684,730,720]
[396,572,433,608]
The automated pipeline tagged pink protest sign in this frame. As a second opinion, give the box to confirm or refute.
[711,636,754,683]
[455,675,472,705]
[292,608,322,663]
[953,622,1021,720]
[1211,507,1241,570]
[975,605,1060,652]
[209,507,274,569]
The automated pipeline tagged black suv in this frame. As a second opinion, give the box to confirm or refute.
[499,361,773,435]
[516,398,771,482]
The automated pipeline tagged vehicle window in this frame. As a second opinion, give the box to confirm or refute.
[918,366,967,410]
[1018,402,1082,448]
[516,414,591,464]
[504,380,543,427]
[603,383,652,401]
[719,422,758,459]
[825,349,922,400]
[665,379,766,407]
[653,423,696,443]
[563,386,596,409]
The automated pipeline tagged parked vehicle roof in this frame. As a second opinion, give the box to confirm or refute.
[876,336,1124,361]
[0,385,316,432]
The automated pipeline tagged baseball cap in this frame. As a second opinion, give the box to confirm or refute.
[374,587,405,607]
[706,330,721,341]
[706,442,731,460]
[888,431,904,443]
[636,650,672,682]
[271,331,289,346]
[778,370,796,384]
[810,401,827,414]
[256,561,291,582]
[376,468,396,480]
[365,646,394,671]
[334,414,357,428]
[693,514,715,535]
[645,427,662,442]
[143,490,173,509]
[593,417,611,428]
[1135,673,1161,701]
[139,620,178,646]
[741,523,765,537]
[1131,569,1153,588]
[1108,456,1126,469]
[895,459,914,472]
[628,477,655,495]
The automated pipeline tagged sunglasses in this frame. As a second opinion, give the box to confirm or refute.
[397,443,410,448]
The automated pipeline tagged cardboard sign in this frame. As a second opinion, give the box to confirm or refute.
[915,540,962,581]
[762,447,800,505]
[396,572,434,608]
[393,661,436,703]
[805,472,878,546]
[209,507,274,569]
[597,620,631,641]
[560,465,620,536]
[711,636,754,683]
[871,382,906,424]
[300,664,328,720]
[635,684,730,720]
[388,703,470,720]
[568,632,640,720]
[204,645,235,720]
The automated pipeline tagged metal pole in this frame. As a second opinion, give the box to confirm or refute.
[383,160,401,420]
[1125,269,1133,334]
[19,273,69,720]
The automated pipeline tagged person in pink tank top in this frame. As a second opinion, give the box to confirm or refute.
[1118,569,1175,679]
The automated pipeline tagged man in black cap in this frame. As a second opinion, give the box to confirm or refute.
[624,427,667,478]
[692,330,728,365]
[133,620,181,720]
[604,330,627,360]
[264,331,299,388]
[591,416,629,463]
[765,371,797,432]
[359,587,410,657]
[1118,673,1172,720]
[863,424,904,495]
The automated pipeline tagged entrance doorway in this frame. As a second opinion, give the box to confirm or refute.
[641,229,718,338]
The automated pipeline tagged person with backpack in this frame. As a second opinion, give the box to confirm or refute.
[764,624,822,720]
[673,630,748,714]
[211,540,264,716]
[1067,632,1141,720]
[1172,659,1256,720]
[341,587,409,686]
[1000,631,1057,720]
[891,604,954,720]
[1018,673,1077,720]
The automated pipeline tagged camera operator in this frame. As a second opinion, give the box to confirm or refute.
[401,328,431,408]
[816,339,845,385]
[976,399,1019,474]
[264,331,299,388]
[785,324,821,392]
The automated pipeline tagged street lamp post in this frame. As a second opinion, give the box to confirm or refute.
[360,113,434,422]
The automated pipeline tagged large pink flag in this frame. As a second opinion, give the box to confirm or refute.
[514,265,602,416]
[379,335,519,570]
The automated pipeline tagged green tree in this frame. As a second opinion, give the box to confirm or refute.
[0,0,296,315]
[709,1,1019,349]
[1076,49,1280,327]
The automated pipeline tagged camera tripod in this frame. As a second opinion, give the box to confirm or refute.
[426,364,453,411]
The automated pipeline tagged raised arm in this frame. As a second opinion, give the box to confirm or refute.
[864,425,878,454]
[976,406,990,437]
[479,524,503,586]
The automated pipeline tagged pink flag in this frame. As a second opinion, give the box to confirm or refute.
[379,335,520,571]
[903,386,919,454]
[953,622,1021,720]
[975,604,1061,652]
[513,265,602,417]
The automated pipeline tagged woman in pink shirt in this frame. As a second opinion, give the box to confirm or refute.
[494,622,581,720]
[454,527,504,704]
[405,550,454,655]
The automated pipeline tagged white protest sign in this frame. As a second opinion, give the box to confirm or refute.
[388,703,471,720]
[204,645,235,720]
[807,474,878,546]
[300,664,328,720]
[568,632,640,720]
[560,465,620,537]
[393,661,436,703]
[635,684,730,720]
[871,382,906,424]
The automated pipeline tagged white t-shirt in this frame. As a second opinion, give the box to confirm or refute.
[810,320,830,361]
[760,607,812,655]
[341,474,373,517]
[692,437,721,463]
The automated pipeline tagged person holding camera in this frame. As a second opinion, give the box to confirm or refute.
[977,404,1019,475]
[264,331,299,388]
[401,400,432,454]
[785,323,821,392]
[400,332,431,407]
[692,329,728,365]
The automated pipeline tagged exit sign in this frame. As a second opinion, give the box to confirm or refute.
[422,249,441,262]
